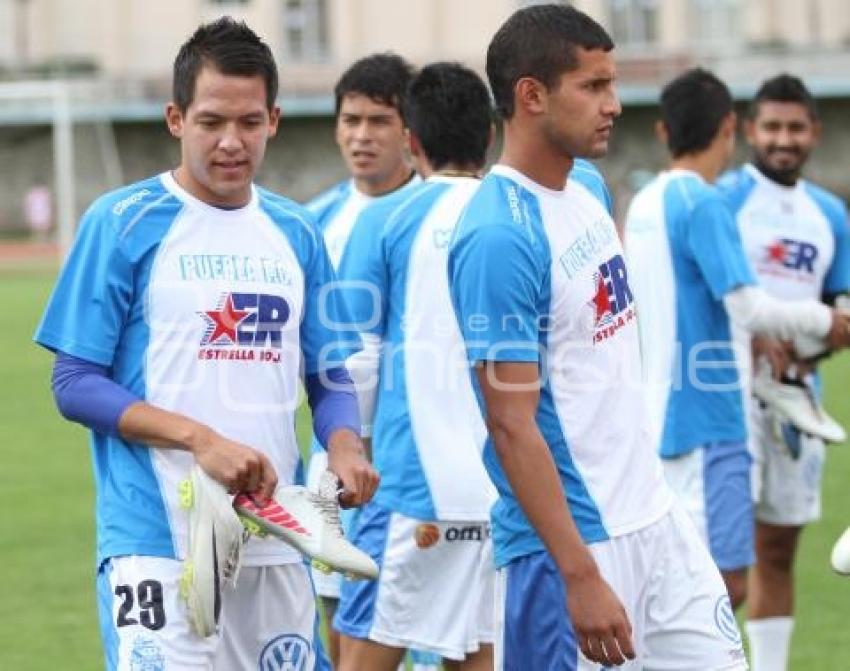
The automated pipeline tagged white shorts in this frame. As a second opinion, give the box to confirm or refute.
[97,556,328,670]
[495,505,748,671]
[335,503,495,661]
[750,400,825,525]
[663,442,754,571]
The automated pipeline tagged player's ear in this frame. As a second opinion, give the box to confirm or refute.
[165,102,185,139]
[268,105,281,138]
[811,119,823,146]
[408,132,423,160]
[654,119,668,148]
[515,77,547,116]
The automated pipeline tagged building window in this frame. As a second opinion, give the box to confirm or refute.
[609,0,659,49]
[283,0,329,63]
[688,0,741,49]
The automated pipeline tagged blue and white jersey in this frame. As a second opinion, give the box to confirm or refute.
[718,164,850,301]
[339,175,496,521]
[35,173,358,567]
[306,177,421,268]
[307,180,375,268]
[624,170,756,459]
[305,176,420,463]
[449,163,673,567]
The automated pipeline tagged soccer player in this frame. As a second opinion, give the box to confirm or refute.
[333,62,497,671]
[448,6,746,670]
[301,52,419,667]
[34,18,377,670]
[624,68,850,614]
[717,74,850,671]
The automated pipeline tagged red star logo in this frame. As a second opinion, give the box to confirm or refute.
[203,294,250,344]
[592,275,611,323]
[767,240,787,263]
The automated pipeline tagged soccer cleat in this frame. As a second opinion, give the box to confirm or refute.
[752,363,846,444]
[831,527,850,575]
[234,470,378,580]
[178,467,245,638]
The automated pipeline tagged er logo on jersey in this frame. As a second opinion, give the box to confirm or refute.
[198,292,290,362]
[764,238,818,275]
[590,254,636,344]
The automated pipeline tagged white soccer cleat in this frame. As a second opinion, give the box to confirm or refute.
[234,470,378,580]
[752,364,846,444]
[177,467,245,638]
[830,527,850,575]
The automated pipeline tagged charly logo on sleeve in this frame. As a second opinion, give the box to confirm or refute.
[198,292,291,363]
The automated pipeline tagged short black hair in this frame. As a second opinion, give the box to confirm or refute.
[660,68,733,158]
[173,17,278,113]
[486,3,614,119]
[749,73,818,121]
[334,53,415,118]
[404,62,492,171]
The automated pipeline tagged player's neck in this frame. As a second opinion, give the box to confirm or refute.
[354,164,415,197]
[428,162,483,179]
[670,152,723,185]
[751,159,800,188]
[500,127,572,190]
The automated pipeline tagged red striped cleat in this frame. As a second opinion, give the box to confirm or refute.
[233,474,378,580]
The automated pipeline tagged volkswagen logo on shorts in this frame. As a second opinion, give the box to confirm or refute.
[258,634,311,671]
[713,595,741,644]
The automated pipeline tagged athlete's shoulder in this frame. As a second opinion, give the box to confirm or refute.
[570,159,614,215]
[257,187,324,258]
[716,165,758,212]
[803,180,847,230]
[85,175,174,230]
[304,180,350,223]
[77,175,183,259]
[666,170,723,211]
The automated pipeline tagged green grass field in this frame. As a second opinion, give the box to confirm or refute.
[2,267,849,670]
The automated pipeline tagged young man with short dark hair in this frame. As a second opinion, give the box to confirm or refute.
[449,8,747,670]
[625,67,850,620]
[35,17,377,670]
[718,74,850,671]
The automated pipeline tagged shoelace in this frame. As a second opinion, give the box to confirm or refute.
[307,490,344,538]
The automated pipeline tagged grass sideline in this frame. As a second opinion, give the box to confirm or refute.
[2,268,849,670]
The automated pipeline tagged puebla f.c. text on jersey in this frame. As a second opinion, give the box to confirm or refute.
[449,163,673,567]
[35,173,358,567]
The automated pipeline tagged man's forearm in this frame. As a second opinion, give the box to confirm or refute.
[118,401,209,452]
[490,421,598,581]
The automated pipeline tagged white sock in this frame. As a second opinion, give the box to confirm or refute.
[747,617,794,671]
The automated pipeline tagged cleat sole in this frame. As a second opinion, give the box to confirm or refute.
[178,479,194,509]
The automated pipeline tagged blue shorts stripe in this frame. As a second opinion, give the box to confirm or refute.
[333,502,392,639]
[96,560,119,671]
[503,552,577,671]
[703,441,754,571]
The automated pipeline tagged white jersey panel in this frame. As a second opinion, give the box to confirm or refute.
[147,174,304,565]
[322,185,374,268]
[623,173,678,453]
[737,165,835,301]
[404,177,496,519]
[503,167,673,538]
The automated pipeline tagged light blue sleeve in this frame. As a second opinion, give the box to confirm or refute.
[336,207,389,338]
[449,223,543,363]
[300,235,362,375]
[34,203,133,366]
[809,188,850,295]
[686,196,756,300]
